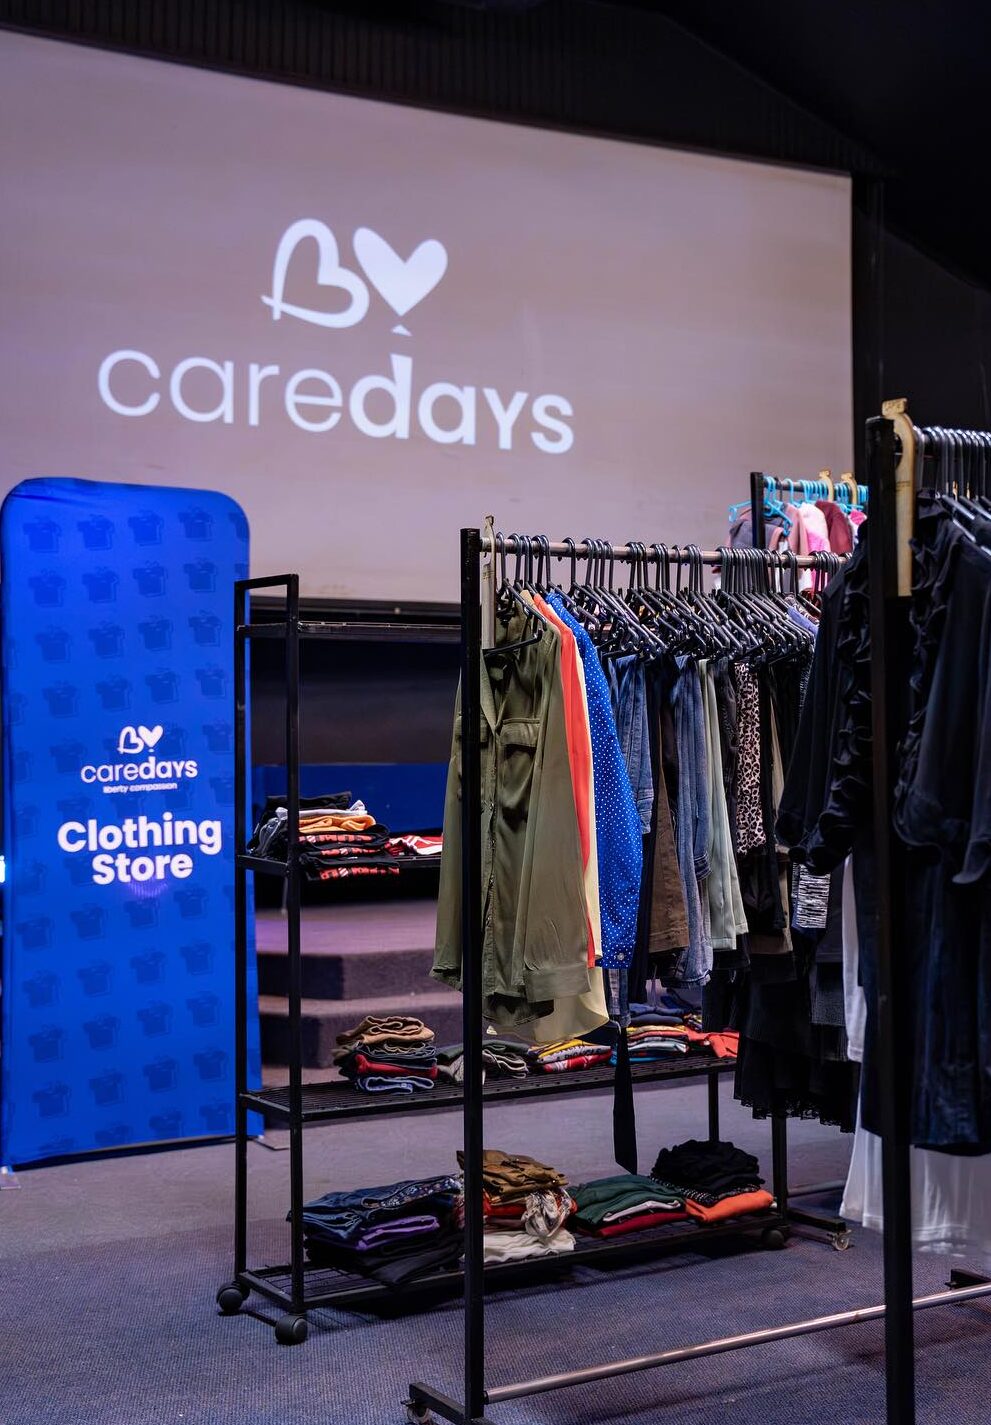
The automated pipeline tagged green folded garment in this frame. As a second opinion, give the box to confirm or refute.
[570,1174,684,1225]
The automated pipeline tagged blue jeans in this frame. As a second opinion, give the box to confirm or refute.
[298,1175,462,1242]
[669,659,712,985]
[608,655,653,834]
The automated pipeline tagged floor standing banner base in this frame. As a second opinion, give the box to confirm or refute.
[1,477,259,1166]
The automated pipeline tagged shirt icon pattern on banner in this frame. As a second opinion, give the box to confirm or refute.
[1,477,258,1166]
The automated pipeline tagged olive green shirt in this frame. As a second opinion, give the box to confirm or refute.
[433,607,591,1026]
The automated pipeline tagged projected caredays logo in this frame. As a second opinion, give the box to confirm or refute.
[96,219,575,453]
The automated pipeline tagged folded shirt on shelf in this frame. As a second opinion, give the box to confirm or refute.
[532,1038,613,1073]
[307,1220,464,1285]
[610,1025,691,1064]
[648,1138,773,1222]
[299,1173,463,1285]
[462,1148,569,1207]
[482,1187,575,1240]
[678,1190,775,1224]
[435,1039,534,1085]
[248,791,442,880]
[481,1228,576,1264]
[650,1138,762,1196]
[569,1173,686,1236]
[334,1015,438,1095]
[682,1027,740,1059]
[355,1075,436,1094]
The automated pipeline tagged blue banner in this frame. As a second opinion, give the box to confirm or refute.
[1,477,258,1165]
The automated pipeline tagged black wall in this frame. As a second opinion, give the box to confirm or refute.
[880,231,991,431]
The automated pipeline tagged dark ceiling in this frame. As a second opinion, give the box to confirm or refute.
[3,0,989,291]
[647,1,991,289]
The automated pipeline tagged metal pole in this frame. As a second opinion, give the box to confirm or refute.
[748,486,792,1227]
[706,1073,720,1141]
[771,1114,789,1219]
[750,471,767,549]
[479,535,833,568]
[866,414,916,1425]
[284,574,305,1315]
[484,1279,991,1404]
[459,529,485,1423]
[233,579,248,1278]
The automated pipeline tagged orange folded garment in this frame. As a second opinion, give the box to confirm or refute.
[299,812,375,833]
[682,1027,740,1059]
[683,1189,774,1224]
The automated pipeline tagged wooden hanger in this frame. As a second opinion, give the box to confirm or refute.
[881,398,917,595]
[839,472,859,506]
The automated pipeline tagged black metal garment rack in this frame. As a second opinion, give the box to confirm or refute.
[407,531,866,1425]
[753,426,991,1425]
[216,573,745,1345]
[217,506,991,1421]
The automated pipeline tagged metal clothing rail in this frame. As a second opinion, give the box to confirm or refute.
[481,532,839,566]
[749,472,868,546]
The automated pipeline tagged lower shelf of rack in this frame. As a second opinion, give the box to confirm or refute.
[244,1051,736,1123]
[239,1209,786,1313]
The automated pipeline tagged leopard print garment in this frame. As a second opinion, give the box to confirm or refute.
[733,664,767,854]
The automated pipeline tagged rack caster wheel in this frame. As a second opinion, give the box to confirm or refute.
[830,1230,853,1252]
[275,1313,308,1345]
[404,1404,433,1424]
[761,1227,787,1251]
[216,1282,248,1315]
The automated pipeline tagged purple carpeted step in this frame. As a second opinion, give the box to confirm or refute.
[257,943,437,1000]
[255,901,438,1001]
[259,989,463,1069]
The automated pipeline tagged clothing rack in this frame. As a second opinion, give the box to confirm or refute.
[866,405,991,1425]
[749,471,868,548]
[218,575,750,1346]
[754,420,991,1425]
[407,533,858,1425]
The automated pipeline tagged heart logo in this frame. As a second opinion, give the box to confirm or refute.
[117,726,143,755]
[353,228,448,318]
[138,725,164,749]
[262,219,369,329]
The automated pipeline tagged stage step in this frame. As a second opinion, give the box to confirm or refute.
[257,942,437,1001]
[259,989,463,1069]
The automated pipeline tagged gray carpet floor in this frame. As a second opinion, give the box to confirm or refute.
[4,1078,990,1425]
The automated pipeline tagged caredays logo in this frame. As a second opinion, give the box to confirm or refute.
[96,219,574,453]
[263,220,448,333]
[81,723,199,793]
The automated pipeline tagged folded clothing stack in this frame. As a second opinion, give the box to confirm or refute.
[616,1024,690,1063]
[530,1038,612,1074]
[650,1139,774,1223]
[460,1149,576,1263]
[570,1174,687,1237]
[630,990,702,1027]
[248,790,442,883]
[299,1174,463,1285]
[683,1026,740,1059]
[435,1038,533,1085]
[334,1014,438,1094]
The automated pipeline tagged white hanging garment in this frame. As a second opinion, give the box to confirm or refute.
[840,859,991,1263]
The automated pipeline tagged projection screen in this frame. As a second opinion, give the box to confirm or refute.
[0,31,853,600]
